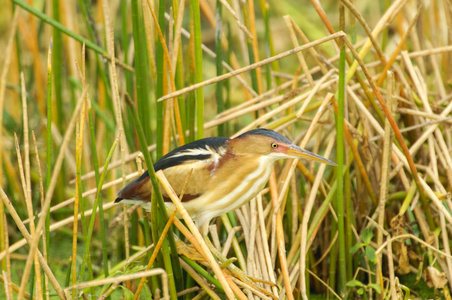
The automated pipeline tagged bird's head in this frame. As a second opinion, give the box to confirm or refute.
[228,128,337,166]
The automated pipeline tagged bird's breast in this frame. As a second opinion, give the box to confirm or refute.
[188,155,275,226]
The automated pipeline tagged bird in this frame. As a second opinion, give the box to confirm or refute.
[115,128,336,237]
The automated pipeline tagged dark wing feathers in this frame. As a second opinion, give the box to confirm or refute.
[154,137,229,171]
[116,137,229,202]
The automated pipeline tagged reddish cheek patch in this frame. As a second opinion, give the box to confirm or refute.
[274,144,289,154]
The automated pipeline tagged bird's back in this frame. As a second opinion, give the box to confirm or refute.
[115,137,230,203]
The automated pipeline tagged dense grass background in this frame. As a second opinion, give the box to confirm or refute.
[1,0,452,299]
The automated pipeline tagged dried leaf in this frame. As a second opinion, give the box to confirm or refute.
[397,243,411,275]
[424,266,448,289]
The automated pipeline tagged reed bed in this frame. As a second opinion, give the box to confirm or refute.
[1,0,452,299]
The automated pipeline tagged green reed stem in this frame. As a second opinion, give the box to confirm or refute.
[155,0,165,156]
[13,0,104,54]
[79,135,119,284]
[215,0,224,136]
[125,97,179,300]
[336,4,347,296]
[181,256,224,292]
[88,104,109,278]
[190,0,204,139]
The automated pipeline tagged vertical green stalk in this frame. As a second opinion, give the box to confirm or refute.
[45,35,53,297]
[79,137,119,283]
[171,0,187,140]
[215,0,224,136]
[131,0,152,146]
[263,3,272,91]
[190,0,204,139]
[344,167,354,282]
[125,98,178,300]
[187,22,196,142]
[88,104,109,278]
[349,0,356,45]
[336,3,347,297]
[155,0,166,156]
[224,23,231,136]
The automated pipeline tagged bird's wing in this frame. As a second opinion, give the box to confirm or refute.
[115,137,229,202]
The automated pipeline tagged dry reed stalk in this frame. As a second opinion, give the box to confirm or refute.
[170,0,185,75]
[0,187,65,298]
[386,235,397,300]
[0,200,117,261]
[24,172,139,223]
[375,234,452,259]
[269,173,293,299]
[145,0,184,148]
[103,0,130,262]
[218,0,252,39]
[299,137,335,300]
[15,88,87,299]
[0,13,20,282]
[158,31,345,102]
[18,72,43,299]
[345,0,409,82]
[235,78,337,137]
[376,71,394,288]
[3,216,12,299]
[284,16,314,88]
[64,269,169,299]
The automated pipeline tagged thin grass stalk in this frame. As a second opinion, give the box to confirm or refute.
[32,132,49,300]
[0,188,65,298]
[3,215,12,299]
[344,166,354,283]
[12,0,130,71]
[180,257,224,292]
[215,0,225,136]
[79,135,119,284]
[103,1,131,279]
[0,9,19,275]
[335,5,347,297]
[179,259,222,300]
[159,32,344,102]
[22,0,45,116]
[341,36,434,229]
[259,0,281,89]
[262,3,272,91]
[18,73,42,299]
[145,0,185,147]
[376,71,394,290]
[75,54,98,299]
[131,0,151,144]
[247,0,263,94]
[154,0,166,156]
[376,6,422,87]
[133,210,177,299]
[190,0,204,139]
[308,0,385,123]
[125,96,179,299]
[72,123,81,299]
[300,138,336,300]
[87,100,109,278]
[269,173,293,299]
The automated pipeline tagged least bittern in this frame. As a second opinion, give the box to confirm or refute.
[116,128,336,235]
[115,128,336,289]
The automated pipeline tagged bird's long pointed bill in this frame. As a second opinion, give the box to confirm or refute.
[287,145,337,166]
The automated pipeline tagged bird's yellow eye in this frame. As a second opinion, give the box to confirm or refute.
[271,143,278,149]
